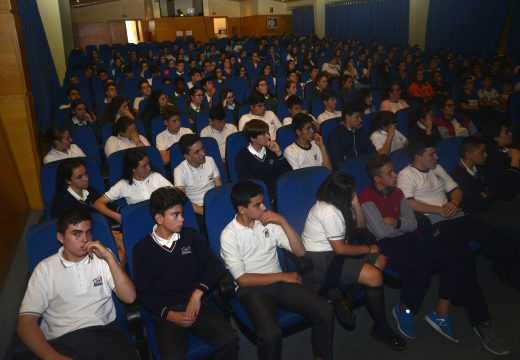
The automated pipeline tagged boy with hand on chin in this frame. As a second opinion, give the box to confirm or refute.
[17,209,139,360]
[133,187,237,360]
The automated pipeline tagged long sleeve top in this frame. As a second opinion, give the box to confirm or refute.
[328,125,376,168]
[359,186,417,240]
[133,228,225,318]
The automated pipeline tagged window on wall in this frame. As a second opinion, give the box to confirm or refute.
[158,0,204,17]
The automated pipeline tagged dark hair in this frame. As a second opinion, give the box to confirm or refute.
[189,86,203,98]
[67,87,80,96]
[138,79,149,91]
[123,148,148,185]
[173,77,186,86]
[341,102,363,118]
[286,95,302,109]
[55,158,87,193]
[57,208,92,235]
[46,127,68,144]
[70,99,87,112]
[178,133,201,155]
[460,136,484,158]
[292,113,313,133]
[316,172,355,240]
[371,110,396,134]
[356,88,373,111]
[320,89,336,102]
[248,91,265,107]
[149,186,187,218]
[101,96,130,124]
[201,77,214,88]
[366,154,392,181]
[189,68,202,78]
[284,81,297,96]
[231,180,263,211]
[386,81,401,96]
[160,104,181,121]
[408,138,437,158]
[104,82,117,93]
[439,96,455,109]
[244,119,268,140]
[209,105,226,121]
[483,119,509,150]
[114,116,136,135]
[413,104,432,123]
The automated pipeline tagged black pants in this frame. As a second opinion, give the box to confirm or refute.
[153,303,238,360]
[47,321,139,360]
[237,282,334,360]
[428,216,503,325]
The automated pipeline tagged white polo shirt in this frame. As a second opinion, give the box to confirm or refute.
[238,111,282,140]
[200,123,238,159]
[302,201,345,252]
[370,129,408,152]
[104,172,172,205]
[155,127,193,151]
[397,164,463,223]
[317,110,341,124]
[43,144,86,164]
[220,216,292,281]
[104,135,151,158]
[284,141,323,169]
[173,157,220,206]
[19,247,116,340]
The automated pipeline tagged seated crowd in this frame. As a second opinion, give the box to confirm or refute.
[23,34,520,359]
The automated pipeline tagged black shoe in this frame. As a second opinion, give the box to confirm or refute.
[370,327,407,351]
[328,288,356,329]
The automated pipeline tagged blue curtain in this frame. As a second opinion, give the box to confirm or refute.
[426,0,513,56]
[16,0,62,132]
[325,0,410,46]
[293,7,315,37]
[506,0,520,59]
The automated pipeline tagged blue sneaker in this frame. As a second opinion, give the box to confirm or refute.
[392,305,416,339]
[425,311,460,343]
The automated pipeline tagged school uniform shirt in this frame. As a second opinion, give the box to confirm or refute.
[51,186,102,219]
[238,111,282,140]
[284,141,323,169]
[220,216,292,282]
[155,128,193,151]
[317,110,342,124]
[397,164,463,224]
[200,124,238,159]
[370,129,408,152]
[43,144,86,164]
[173,157,220,206]
[19,247,116,340]
[104,172,172,205]
[282,113,318,126]
[104,135,151,158]
[302,201,345,252]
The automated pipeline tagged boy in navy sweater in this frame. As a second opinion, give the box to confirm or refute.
[133,187,237,359]
[235,119,292,201]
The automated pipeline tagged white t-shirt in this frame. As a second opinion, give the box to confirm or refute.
[104,172,172,205]
[200,124,238,159]
[284,141,323,169]
[155,128,193,151]
[238,111,282,140]
[302,201,346,252]
[220,216,291,282]
[282,116,293,126]
[317,110,341,124]
[43,144,86,164]
[370,129,408,152]
[173,157,220,206]
[321,62,340,77]
[133,96,145,113]
[104,135,151,158]
[19,247,116,340]
[397,164,463,223]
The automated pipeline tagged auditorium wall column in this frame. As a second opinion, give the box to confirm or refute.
[409,0,429,49]
[313,0,325,38]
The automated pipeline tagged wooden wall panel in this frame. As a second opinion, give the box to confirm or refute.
[0,0,41,286]
[154,17,216,43]
[234,15,293,37]
[109,21,128,45]
[73,22,111,48]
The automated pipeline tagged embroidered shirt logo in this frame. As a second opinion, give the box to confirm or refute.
[269,158,274,165]
[181,246,192,255]
[313,154,318,160]
[263,229,270,238]
[93,276,103,287]
[209,174,215,181]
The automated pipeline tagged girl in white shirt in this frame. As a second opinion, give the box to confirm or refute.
[301,172,406,350]
[94,148,172,223]
[104,117,150,157]
[370,111,408,155]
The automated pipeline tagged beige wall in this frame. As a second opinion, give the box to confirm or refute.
[70,0,145,23]
[258,0,291,15]
[36,0,64,83]
[204,0,241,17]
[409,0,429,49]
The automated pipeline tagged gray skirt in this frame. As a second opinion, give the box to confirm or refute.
[302,250,379,293]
